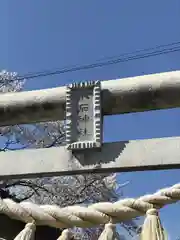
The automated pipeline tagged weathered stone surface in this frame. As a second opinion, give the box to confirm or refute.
[0,136,180,179]
[0,71,179,126]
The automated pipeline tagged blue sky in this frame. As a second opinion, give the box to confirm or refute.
[1,1,180,238]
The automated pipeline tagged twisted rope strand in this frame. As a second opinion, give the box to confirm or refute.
[0,183,180,229]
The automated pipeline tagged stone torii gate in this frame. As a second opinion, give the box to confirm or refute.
[0,70,180,239]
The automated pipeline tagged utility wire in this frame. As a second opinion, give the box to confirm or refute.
[15,41,180,81]
[89,40,180,62]
[18,40,180,78]
[19,40,180,78]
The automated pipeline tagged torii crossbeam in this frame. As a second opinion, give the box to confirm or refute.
[0,136,179,179]
[0,70,180,179]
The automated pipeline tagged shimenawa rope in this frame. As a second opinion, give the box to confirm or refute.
[3,182,178,239]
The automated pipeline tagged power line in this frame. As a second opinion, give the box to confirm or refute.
[16,41,180,81]
[21,41,180,76]
[91,40,180,62]
[18,40,180,78]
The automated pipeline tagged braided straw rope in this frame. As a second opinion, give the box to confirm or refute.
[1,183,180,229]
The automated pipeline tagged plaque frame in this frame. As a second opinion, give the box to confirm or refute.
[66,81,102,150]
